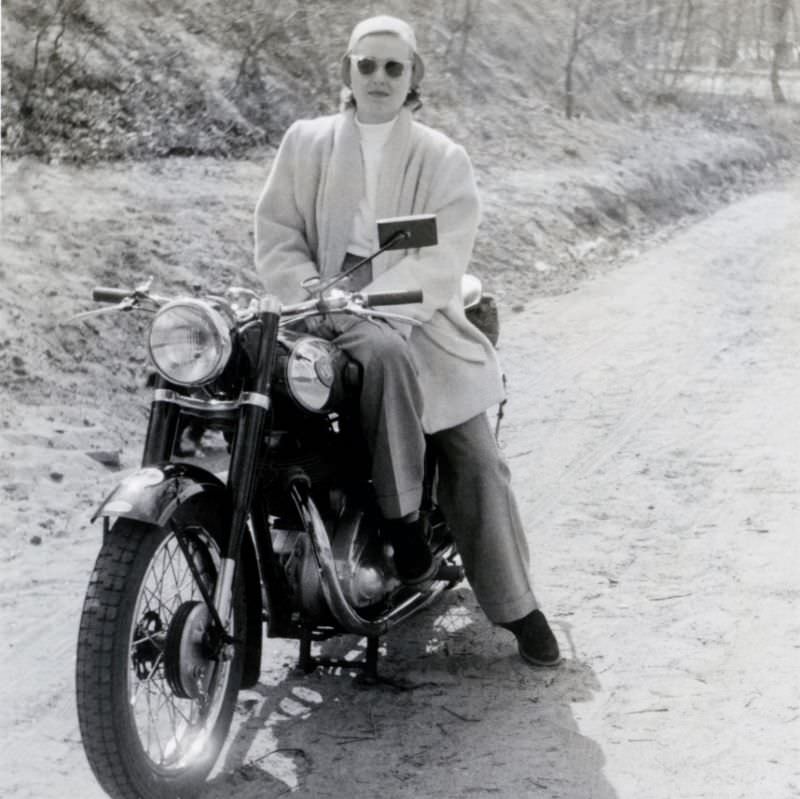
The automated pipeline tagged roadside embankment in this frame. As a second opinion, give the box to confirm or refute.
[471,99,800,303]
[2,98,799,427]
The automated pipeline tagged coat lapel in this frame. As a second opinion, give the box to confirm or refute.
[319,110,362,279]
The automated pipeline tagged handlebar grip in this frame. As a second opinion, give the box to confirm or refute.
[92,287,131,303]
[363,289,423,307]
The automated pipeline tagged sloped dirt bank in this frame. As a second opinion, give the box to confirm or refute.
[472,101,799,303]
[3,103,798,418]
[1,101,799,798]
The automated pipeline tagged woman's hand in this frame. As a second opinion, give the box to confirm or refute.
[303,315,336,337]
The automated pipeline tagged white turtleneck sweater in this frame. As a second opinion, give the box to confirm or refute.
[347,116,397,257]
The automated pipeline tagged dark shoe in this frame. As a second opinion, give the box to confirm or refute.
[500,609,562,667]
[383,516,438,587]
[398,555,441,589]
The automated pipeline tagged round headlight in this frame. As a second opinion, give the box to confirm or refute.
[148,300,233,386]
[286,337,337,412]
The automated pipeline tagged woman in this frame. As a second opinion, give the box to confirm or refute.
[255,15,560,667]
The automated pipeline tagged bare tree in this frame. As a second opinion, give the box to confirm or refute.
[562,0,625,118]
[441,0,482,74]
[13,0,100,118]
[716,0,747,67]
[793,0,800,45]
[558,0,668,118]
[229,3,279,96]
[564,0,587,119]
[754,0,768,63]
[769,0,791,102]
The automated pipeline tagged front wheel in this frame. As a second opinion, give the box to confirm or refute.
[76,510,245,799]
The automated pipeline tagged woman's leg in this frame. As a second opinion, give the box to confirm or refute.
[432,412,538,624]
[332,316,425,520]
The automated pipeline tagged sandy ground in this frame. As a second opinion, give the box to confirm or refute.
[2,173,800,798]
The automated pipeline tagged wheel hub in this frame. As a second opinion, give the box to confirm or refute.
[164,600,214,700]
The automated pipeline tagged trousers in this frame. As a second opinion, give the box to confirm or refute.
[328,315,537,623]
[326,254,537,623]
[331,314,425,519]
[431,413,538,623]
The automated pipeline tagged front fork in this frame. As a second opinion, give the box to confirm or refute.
[142,297,283,644]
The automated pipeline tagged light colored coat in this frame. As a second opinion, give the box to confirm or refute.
[254,107,504,433]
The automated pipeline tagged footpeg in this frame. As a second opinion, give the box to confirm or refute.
[435,562,464,583]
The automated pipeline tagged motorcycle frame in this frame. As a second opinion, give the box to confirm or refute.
[92,292,460,680]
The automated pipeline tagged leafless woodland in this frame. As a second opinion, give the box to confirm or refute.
[2,0,798,159]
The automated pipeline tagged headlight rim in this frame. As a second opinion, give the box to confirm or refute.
[147,298,234,387]
[285,335,337,413]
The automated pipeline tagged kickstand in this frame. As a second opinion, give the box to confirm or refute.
[296,629,385,683]
[354,637,416,691]
[296,626,317,674]
[354,636,380,684]
[296,630,413,690]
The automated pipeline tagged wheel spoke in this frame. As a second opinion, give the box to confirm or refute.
[144,678,164,762]
[124,525,232,770]
[166,545,184,602]
[145,653,164,684]
[77,518,239,799]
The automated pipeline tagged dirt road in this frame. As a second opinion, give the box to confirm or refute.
[2,178,799,799]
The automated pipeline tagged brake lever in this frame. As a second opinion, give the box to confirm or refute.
[358,307,421,326]
[281,304,420,328]
[65,297,137,324]
[279,311,318,328]
[64,290,166,325]
[135,276,154,294]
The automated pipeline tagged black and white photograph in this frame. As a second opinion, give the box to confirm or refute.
[2,1,799,797]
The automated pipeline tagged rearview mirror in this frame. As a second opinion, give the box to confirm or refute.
[377,214,438,250]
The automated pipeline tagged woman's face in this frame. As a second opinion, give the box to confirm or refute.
[348,33,414,124]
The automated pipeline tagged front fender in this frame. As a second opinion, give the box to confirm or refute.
[94,462,265,688]
[92,462,229,527]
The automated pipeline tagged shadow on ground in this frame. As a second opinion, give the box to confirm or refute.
[201,590,617,799]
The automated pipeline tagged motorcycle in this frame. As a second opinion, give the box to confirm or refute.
[74,215,496,799]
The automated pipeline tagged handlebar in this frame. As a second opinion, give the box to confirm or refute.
[280,288,423,317]
[361,290,423,307]
[90,285,424,320]
[93,287,133,303]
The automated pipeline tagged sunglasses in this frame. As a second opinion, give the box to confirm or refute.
[350,55,412,79]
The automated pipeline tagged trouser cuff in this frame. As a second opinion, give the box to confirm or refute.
[479,590,538,625]
[375,484,423,520]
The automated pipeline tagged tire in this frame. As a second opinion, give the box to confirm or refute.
[76,505,245,799]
